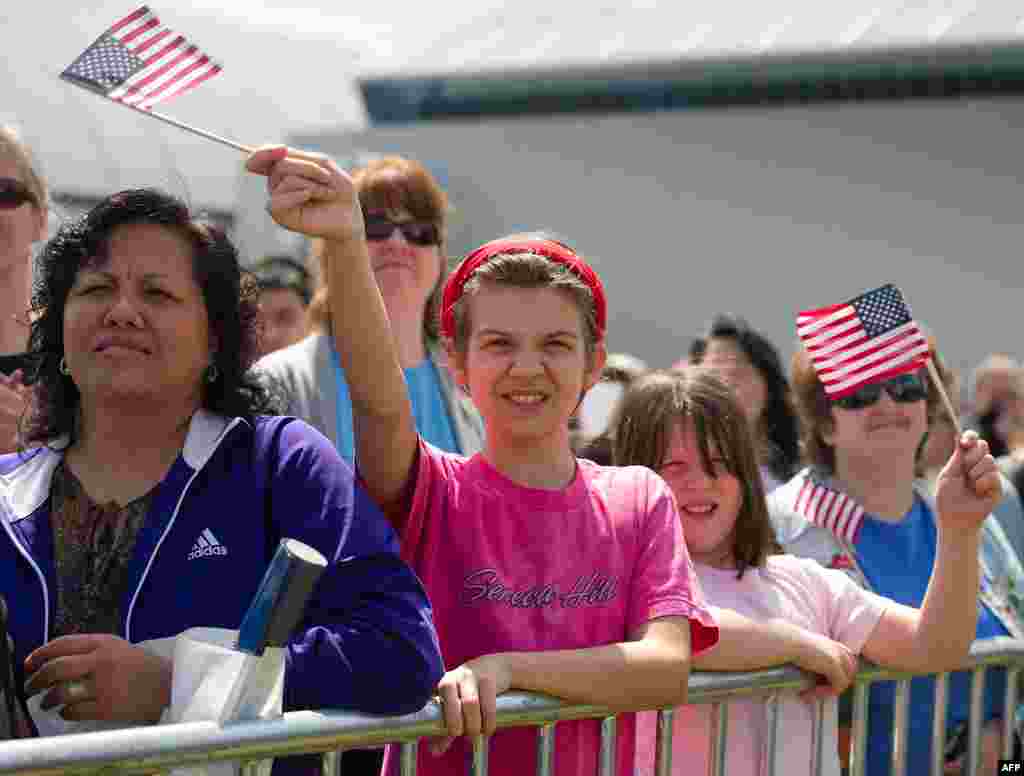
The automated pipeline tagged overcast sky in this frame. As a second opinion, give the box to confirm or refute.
[6,0,593,212]
[4,2,1021,213]
[3,3,387,212]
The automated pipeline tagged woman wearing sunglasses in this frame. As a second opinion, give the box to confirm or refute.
[0,126,48,453]
[255,155,483,465]
[769,345,1024,775]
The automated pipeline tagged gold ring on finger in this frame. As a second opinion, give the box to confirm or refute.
[62,679,90,704]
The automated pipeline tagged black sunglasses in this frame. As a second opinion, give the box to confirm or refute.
[833,372,929,410]
[0,178,35,210]
[364,215,440,246]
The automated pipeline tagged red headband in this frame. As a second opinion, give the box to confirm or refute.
[440,238,607,341]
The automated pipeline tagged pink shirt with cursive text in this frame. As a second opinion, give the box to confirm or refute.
[383,440,718,776]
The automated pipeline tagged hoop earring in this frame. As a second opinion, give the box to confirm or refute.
[59,357,70,376]
[206,363,220,384]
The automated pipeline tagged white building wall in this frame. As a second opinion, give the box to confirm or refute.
[233,97,1024,378]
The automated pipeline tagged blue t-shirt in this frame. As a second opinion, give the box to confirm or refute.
[330,348,460,462]
[856,497,1009,775]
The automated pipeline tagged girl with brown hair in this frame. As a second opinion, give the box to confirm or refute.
[614,368,998,776]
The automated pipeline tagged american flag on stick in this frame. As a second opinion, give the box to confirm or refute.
[59,7,249,152]
[796,284,930,399]
[61,6,222,111]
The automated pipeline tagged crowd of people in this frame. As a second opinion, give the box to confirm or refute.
[0,125,1021,776]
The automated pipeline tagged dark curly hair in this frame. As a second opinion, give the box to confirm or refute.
[689,313,802,483]
[21,188,279,446]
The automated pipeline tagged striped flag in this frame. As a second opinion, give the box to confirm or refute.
[796,284,930,399]
[791,471,865,544]
[61,6,221,111]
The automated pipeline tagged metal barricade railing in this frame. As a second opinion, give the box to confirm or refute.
[1,637,1022,776]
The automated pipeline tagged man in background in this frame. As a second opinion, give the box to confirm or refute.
[251,255,312,358]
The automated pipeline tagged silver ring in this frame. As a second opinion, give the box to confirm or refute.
[62,679,90,704]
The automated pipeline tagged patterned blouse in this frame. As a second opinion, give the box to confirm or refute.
[48,462,156,638]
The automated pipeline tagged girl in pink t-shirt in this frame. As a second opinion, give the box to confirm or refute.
[245,146,719,776]
[611,368,1000,776]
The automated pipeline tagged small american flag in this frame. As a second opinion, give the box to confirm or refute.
[796,284,930,399]
[61,6,221,111]
[792,473,865,544]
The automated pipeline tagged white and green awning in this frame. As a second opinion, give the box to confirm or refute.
[356,1,1024,121]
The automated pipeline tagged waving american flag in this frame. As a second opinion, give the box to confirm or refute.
[61,6,221,111]
[796,284,930,399]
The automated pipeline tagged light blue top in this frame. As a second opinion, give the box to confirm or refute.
[330,347,460,462]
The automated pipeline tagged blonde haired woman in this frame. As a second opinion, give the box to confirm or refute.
[0,125,49,452]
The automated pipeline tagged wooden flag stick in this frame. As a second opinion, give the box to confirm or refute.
[113,107,328,163]
[63,76,253,153]
[64,78,343,164]
[927,357,1003,499]
[104,101,330,164]
[926,358,962,437]
[133,105,253,154]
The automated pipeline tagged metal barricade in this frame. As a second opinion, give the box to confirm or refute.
[1,638,1022,776]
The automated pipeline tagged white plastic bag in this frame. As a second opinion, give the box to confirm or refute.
[27,627,285,776]
[165,627,285,776]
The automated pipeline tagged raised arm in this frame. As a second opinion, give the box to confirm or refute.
[246,146,418,517]
[862,431,1001,672]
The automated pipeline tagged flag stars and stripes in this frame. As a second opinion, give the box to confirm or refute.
[61,5,222,111]
[852,285,912,339]
[795,284,930,399]
[63,36,146,90]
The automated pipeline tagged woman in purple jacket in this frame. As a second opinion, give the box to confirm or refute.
[0,188,442,773]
